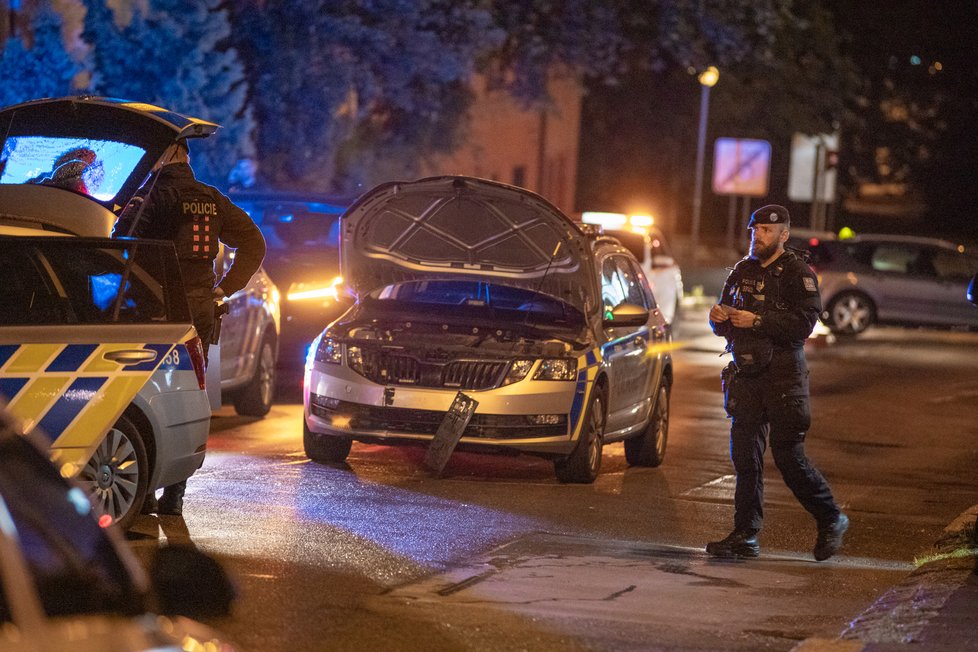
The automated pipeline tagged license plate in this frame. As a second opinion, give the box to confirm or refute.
[423,392,478,476]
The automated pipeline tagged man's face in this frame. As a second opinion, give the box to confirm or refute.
[749,223,787,261]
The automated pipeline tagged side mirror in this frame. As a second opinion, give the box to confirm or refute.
[151,545,236,619]
[602,302,649,328]
[968,272,977,306]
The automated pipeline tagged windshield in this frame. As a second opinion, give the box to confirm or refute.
[366,280,585,329]
[0,136,145,202]
[236,198,344,252]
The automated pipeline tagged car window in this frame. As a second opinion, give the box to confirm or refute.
[0,435,143,618]
[0,135,145,202]
[0,238,189,325]
[238,200,343,251]
[869,244,933,276]
[932,249,977,280]
[601,256,649,313]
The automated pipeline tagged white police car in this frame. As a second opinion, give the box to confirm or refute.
[303,176,673,482]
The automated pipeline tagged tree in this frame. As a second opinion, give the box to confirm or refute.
[228,0,505,194]
[0,5,82,108]
[81,0,253,186]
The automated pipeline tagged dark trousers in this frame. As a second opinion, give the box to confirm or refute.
[161,291,216,503]
[723,349,839,533]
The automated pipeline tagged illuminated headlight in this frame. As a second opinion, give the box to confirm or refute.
[533,358,577,381]
[347,346,365,374]
[314,336,342,364]
[502,359,534,385]
[287,276,343,302]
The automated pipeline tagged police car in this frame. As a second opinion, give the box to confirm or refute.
[0,97,277,527]
[303,176,673,482]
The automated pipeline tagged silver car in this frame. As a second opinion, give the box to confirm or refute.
[806,234,978,335]
[303,176,673,482]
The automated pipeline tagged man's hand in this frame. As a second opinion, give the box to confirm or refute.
[709,304,730,322]
[212,286,227,301]
[727,309,758,328]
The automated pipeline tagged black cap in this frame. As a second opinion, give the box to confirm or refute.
[748,204,790,228]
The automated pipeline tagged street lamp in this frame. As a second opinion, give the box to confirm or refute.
[690,65,719,260]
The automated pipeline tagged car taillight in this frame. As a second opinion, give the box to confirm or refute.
[185,336,208,389]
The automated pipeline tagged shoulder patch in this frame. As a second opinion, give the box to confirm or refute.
[803,276,817,293]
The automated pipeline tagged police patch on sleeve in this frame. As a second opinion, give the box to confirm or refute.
[803,276,817,293]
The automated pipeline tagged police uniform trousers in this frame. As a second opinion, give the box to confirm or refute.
[723,347,839,533]
[161,289,216,503]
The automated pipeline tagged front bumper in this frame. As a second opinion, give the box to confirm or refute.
[304,360,591,457]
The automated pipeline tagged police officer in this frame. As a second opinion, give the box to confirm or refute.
[115,139,266,516]
[706,204,848,561]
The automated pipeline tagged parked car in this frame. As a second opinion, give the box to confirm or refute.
[303,176,673,482]
[968,272,977,306]
[800,234,978,335]
[0,410,238,652]
[229,190,352,381]
[0,96,281,417]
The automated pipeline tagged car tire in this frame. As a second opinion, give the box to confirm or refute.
[554,390,605,484]
[825,291,875,335]
[303,420,352,463]
[76,413,148,531]
[624,381,670,467]
[233,333,277,417]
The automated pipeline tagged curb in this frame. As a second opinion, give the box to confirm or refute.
[793,505,978,650]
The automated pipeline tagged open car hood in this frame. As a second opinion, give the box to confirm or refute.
[341,176,596,315]
[0,96,217,235]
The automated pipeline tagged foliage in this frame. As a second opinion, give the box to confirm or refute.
[227,0,503,194]
[0,5,81,109]
[81,0,253,186]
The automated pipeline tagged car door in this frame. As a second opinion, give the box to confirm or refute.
[599,255,655,435]
[864,242,941,322]
[0,236,199,474]
[930,247,978,326]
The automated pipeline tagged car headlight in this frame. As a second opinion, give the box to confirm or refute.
[287,276,343,302]
[347,346,365,374]
[502,359,534,385]
[314,336,342,364]
[533,358,578,381]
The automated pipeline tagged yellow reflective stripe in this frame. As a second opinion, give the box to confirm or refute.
[82,343,147,373]
[6,376,71,432]
[5,343,61,373]
[51,375,149,464]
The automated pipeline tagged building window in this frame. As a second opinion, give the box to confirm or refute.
[512,165,526,188]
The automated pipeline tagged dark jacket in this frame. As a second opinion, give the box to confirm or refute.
[711,249,822,351]
[115,163,266,297]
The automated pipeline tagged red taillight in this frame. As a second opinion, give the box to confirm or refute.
[185,336,208,389]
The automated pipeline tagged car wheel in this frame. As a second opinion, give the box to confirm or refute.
[76,414,148,531]
[826,291,875,335]
[233,334,276,417]
[624,381,670,467]
[554,391,604,484]
[303,420,352,463]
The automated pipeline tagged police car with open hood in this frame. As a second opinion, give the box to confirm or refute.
[303,176,673,482]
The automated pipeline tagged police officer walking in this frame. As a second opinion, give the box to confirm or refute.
[706,204,848,561]
[115,139,266,516]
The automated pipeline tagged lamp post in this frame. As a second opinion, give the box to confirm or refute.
[690,65,719,260]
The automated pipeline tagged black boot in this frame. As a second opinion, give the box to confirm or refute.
[706,529,760,558]
[814,513,849,561]
[157,481,186,516]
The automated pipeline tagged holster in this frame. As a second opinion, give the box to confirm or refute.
[211,302,230,345]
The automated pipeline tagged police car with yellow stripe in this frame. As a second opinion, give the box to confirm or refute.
[303,176,673,482]
[0,99,220,529]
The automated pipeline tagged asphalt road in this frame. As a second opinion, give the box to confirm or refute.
[128,305,978,651]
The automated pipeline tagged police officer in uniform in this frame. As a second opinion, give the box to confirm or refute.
[115,139,266,516]
[706,204,848,561]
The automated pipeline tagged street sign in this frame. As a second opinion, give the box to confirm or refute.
[712,138,771,196]
[788,132,838,202]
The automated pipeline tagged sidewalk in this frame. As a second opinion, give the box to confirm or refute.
[796,506,978,651]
